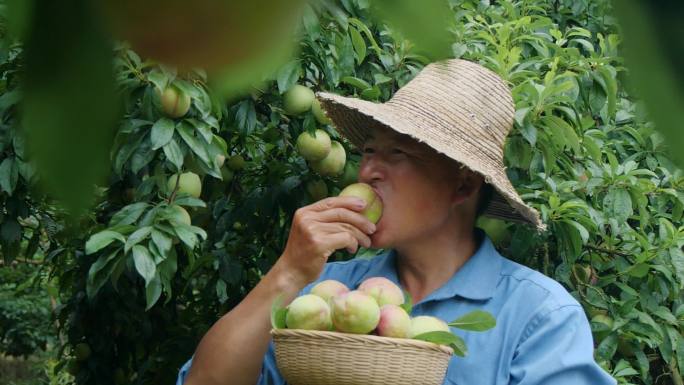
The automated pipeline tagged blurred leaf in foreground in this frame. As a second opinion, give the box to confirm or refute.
[22,0,120,215]
[100,0,308,99]
[370,0,454,61]
[612,0,684,168]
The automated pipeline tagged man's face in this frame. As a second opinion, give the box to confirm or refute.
[358,125,480,249]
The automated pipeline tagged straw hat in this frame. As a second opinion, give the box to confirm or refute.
[317,59,545,231]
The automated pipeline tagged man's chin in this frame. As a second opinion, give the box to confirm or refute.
[370,232,389,250]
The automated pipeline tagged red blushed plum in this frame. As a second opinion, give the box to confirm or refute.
[358,276,404,306]
[376,304,411,338]
[310,280,350,303]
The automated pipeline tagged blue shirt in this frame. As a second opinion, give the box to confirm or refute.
[176,230,616,385]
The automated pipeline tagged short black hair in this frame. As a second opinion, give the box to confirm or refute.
[475,183,494,218]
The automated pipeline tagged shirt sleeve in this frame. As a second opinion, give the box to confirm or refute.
[256,341,286,385]
[509,305,617,385]
[176,358,193,385]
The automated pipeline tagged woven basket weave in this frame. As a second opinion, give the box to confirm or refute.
[271,329,453,385]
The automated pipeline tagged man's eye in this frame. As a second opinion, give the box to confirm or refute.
[391,148,406,155]
[363,147,375,154]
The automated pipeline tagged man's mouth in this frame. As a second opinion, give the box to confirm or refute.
[371,186,384,204]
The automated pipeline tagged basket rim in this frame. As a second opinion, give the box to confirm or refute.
[270,328,454,355]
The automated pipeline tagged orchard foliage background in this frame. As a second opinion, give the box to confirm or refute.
[0,1,682,385]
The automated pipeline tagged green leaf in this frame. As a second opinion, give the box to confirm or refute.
[216,279,228,303]
[605,149,619,175]
[158,248,178,287]
[334,30,355,75]
[561,220,589,244]
[109,202,149,227]
[146,69,168,92]
[150,118,175,150]
[0,89,21,112]
[114,134,143,176]
[132,245,156,285]
[0,220,20,259]
[627,263,650,278]
[348,18,382,55]
[321,1,348,30]
[360,86,381,100]
[173,79,199,99]
[163,140,184,171]
[676,333,684,380]
[124,226,152,254]
[412,331,467,357]
[173,224,198,249]
[85,230,126,255]
[558,221,583,260]
[271,293,288,329]
[145,274,162,311]
[541,116,581,154]
[652,307,678,325]
[276,60,301,94]
[0,158,18,195]
[669,247,684,289]
[236,100,257,135]
[341,76,371,91]
[148,239,166,264]
[188,225,208,241]
[186,118,214,144]
[659,218,676,242]
[582,135,602,162]
[24,227,41,259]
[349,25,366,64]
[86,248,121,298]
[151,228,172,254]
[373,73,393,85]
[131,142,156,174]
[177,121,210,163]
[172,196,206,208]
[504,136,532,169]
[301,3,320,40]
[613,281,639,297]
[448,310,496,331]
[596,65,617,119]
[613,361,638,377]
[109,253,127,291]
[400,290,413,314]
[603,188,633,222]
[595,333,618,361]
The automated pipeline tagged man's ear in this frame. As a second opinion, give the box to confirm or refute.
[451,168,484,206]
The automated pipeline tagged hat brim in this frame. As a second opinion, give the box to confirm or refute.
[317,91,546,232]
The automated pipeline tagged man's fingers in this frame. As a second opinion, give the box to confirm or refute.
[318,222,372,249]
[325,231,361,255]
[309,196,367,213]
[315,208,376,235]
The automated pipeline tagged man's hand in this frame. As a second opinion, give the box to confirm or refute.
[278,196,377,286]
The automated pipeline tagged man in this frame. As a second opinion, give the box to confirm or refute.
[177,59,616,384]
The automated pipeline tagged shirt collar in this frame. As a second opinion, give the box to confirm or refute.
[367,228,502,303]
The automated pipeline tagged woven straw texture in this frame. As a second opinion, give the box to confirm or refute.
[317,59,546,231]
[271,329,453,385]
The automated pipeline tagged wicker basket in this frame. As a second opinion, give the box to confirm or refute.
[271,329,453,385]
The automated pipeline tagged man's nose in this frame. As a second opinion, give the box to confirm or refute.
[358,156,385,184]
